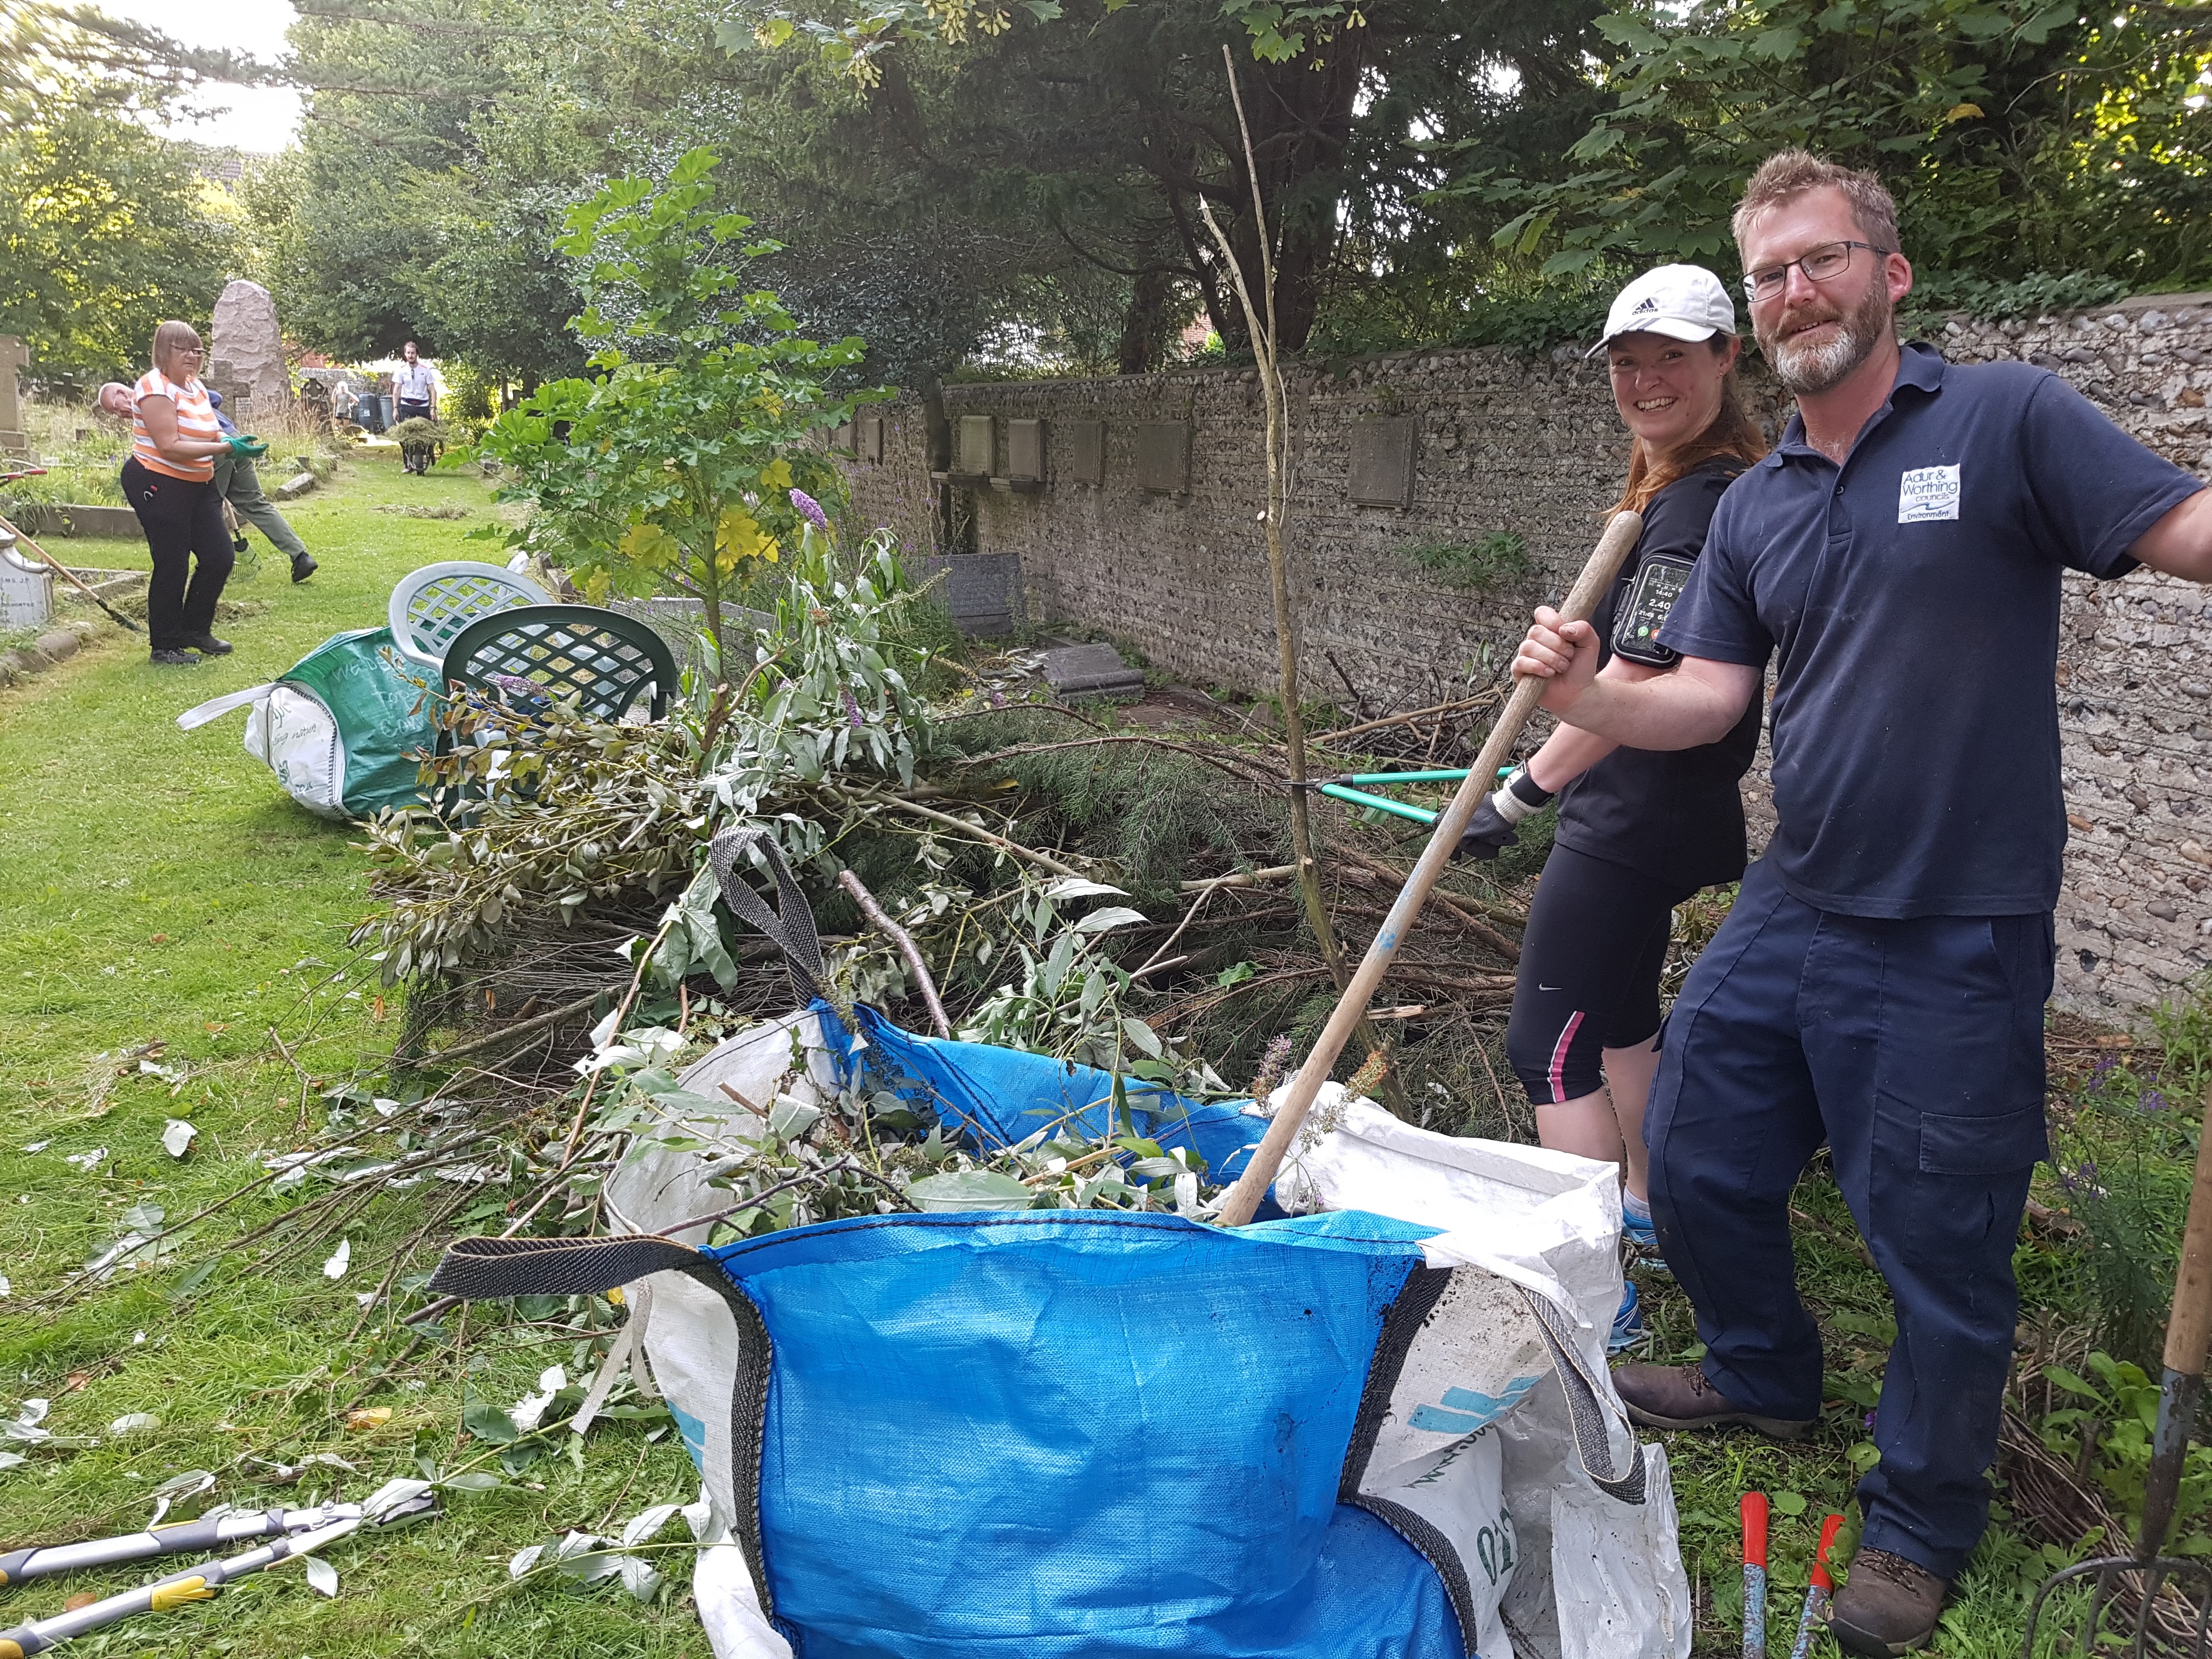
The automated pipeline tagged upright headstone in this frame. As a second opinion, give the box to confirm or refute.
[0,335,28,458]
[858,414,884,465]
[206,279,293,420]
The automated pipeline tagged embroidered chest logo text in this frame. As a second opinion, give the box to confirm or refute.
[1897,464,1961,523]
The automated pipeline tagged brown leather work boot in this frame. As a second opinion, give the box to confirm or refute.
[1610,1362,1815,1440]
[1827,1547,1948,1654]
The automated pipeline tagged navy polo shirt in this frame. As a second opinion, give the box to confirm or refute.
[1660,342,2202,919]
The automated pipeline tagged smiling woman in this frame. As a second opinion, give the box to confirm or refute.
[1451,263,1769,1352]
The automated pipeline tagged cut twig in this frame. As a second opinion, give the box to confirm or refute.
[859,789,1088,881]
[838,868,950,1037]
[416,990,606,1067]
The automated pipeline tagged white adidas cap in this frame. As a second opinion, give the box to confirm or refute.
[1587,264,1739,357]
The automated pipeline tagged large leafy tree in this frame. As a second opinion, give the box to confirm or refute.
[1445,0,2212,290]
[0,5,247,385]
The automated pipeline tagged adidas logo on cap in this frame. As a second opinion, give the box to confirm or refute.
[1633,296,1657,312]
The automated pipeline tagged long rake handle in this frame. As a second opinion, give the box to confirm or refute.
[1215,510,1643,1227]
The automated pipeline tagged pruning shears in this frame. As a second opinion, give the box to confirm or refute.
[1304,766,1515,827]
[0,1479,437,1656]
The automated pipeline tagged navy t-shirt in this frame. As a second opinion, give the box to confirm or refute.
[1555,458,1763,891]
[1660,342,2203,919]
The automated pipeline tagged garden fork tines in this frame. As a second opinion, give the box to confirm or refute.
[2024,1081,2212,1656]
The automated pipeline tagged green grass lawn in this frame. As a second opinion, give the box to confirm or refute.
[0,447,2158,1659]
[0,451,705,1659]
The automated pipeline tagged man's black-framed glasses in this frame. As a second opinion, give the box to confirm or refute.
[1742,240,1891,301]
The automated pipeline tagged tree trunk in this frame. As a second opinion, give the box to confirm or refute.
[1118,263,1176,374]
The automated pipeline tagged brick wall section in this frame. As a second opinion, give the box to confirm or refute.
[839,294,2212,1014]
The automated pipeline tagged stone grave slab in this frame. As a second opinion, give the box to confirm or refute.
[209,280,293,417]
[1063,420,1104,486]
[1039,639,1145,701]
[912,551,1022,636]
[858,414,884,464]
[1136,421,1189,494]
[1348,416,1415,508]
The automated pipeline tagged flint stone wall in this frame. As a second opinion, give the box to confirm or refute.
[841,293,2212,1015]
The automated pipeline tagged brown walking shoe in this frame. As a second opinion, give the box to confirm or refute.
[1610,1362,1815,1440]
[1827,1547,1948,1654]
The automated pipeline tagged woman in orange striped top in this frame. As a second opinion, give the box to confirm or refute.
[121,320,250,665]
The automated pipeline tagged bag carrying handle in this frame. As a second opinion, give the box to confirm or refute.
[427,1234,723,1299]
[708,826,827,1002]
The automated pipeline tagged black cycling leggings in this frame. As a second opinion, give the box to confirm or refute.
[121,457,232,652]
[1504,843,1697,1105]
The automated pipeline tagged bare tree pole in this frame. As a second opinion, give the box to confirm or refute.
[1198,46,1407,1118]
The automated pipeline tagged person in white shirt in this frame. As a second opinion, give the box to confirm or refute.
[393,341,437,422]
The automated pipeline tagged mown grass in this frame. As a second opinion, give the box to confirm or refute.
[0,442,2193,1659]
[0,449,705,1658]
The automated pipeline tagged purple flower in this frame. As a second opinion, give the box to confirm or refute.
[2141,1090,2168,1114]
[790,487,828,532]
[2057,1158,2098,1193]
[840,686,864,729]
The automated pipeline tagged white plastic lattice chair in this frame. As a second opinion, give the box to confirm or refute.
[387,561,554,669]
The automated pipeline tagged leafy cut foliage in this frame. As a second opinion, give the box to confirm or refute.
[469,148,872,668]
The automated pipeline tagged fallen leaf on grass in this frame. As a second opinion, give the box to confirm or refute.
[304,1557,339,1598]
[149,933,168,945]
[109,1413,159,1435]
[162,1119,196,1158]
[345,1407,392,1431]
[63,1593,98,1612]
[323,1237,351,1280]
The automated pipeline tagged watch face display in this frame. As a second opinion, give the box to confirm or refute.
[1613,554,1694,667]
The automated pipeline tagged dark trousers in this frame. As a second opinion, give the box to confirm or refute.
[1505,844,1695,1103]
[1646,857,2052,1579]
[121,458,233,651]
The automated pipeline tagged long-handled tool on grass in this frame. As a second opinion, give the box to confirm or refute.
[0,475,143,634]
[1214,509,1643,1227]
[0,1492,408,1586]
[0,1480,435,1656]
[1742,1491,1770,1659]
[1787,1512,1844,1659]
[2023,1081,2212,1655]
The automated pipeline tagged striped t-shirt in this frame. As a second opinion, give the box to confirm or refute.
[131,368,221,482]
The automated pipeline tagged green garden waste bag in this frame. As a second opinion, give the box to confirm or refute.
[176,627,438,819]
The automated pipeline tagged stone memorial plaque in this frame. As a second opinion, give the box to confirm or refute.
[831,421,856,455]
[1063,420,1104,486]
[858,414,883,465]
[1348,416,1415,508]
[1007,419,1045,482]
[1136,421,1189,494]
[956,415,995,478]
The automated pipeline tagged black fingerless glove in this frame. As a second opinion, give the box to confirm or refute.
[1453,766,1553,862]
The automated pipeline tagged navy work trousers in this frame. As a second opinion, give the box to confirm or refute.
[1645,857,2052,1579]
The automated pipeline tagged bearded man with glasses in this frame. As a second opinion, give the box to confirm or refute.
[1512,149,2212,1654]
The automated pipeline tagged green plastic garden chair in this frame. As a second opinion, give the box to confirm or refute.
[440,603,680,723]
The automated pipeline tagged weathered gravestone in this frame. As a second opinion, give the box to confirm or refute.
[0,336,28,458]
[1347,416,1415,509]
[857,414,884,465]
[207,279,293,422]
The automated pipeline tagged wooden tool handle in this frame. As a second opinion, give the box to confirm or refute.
[1214,510,1644,1227]
[2164,1081,2212,1376]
